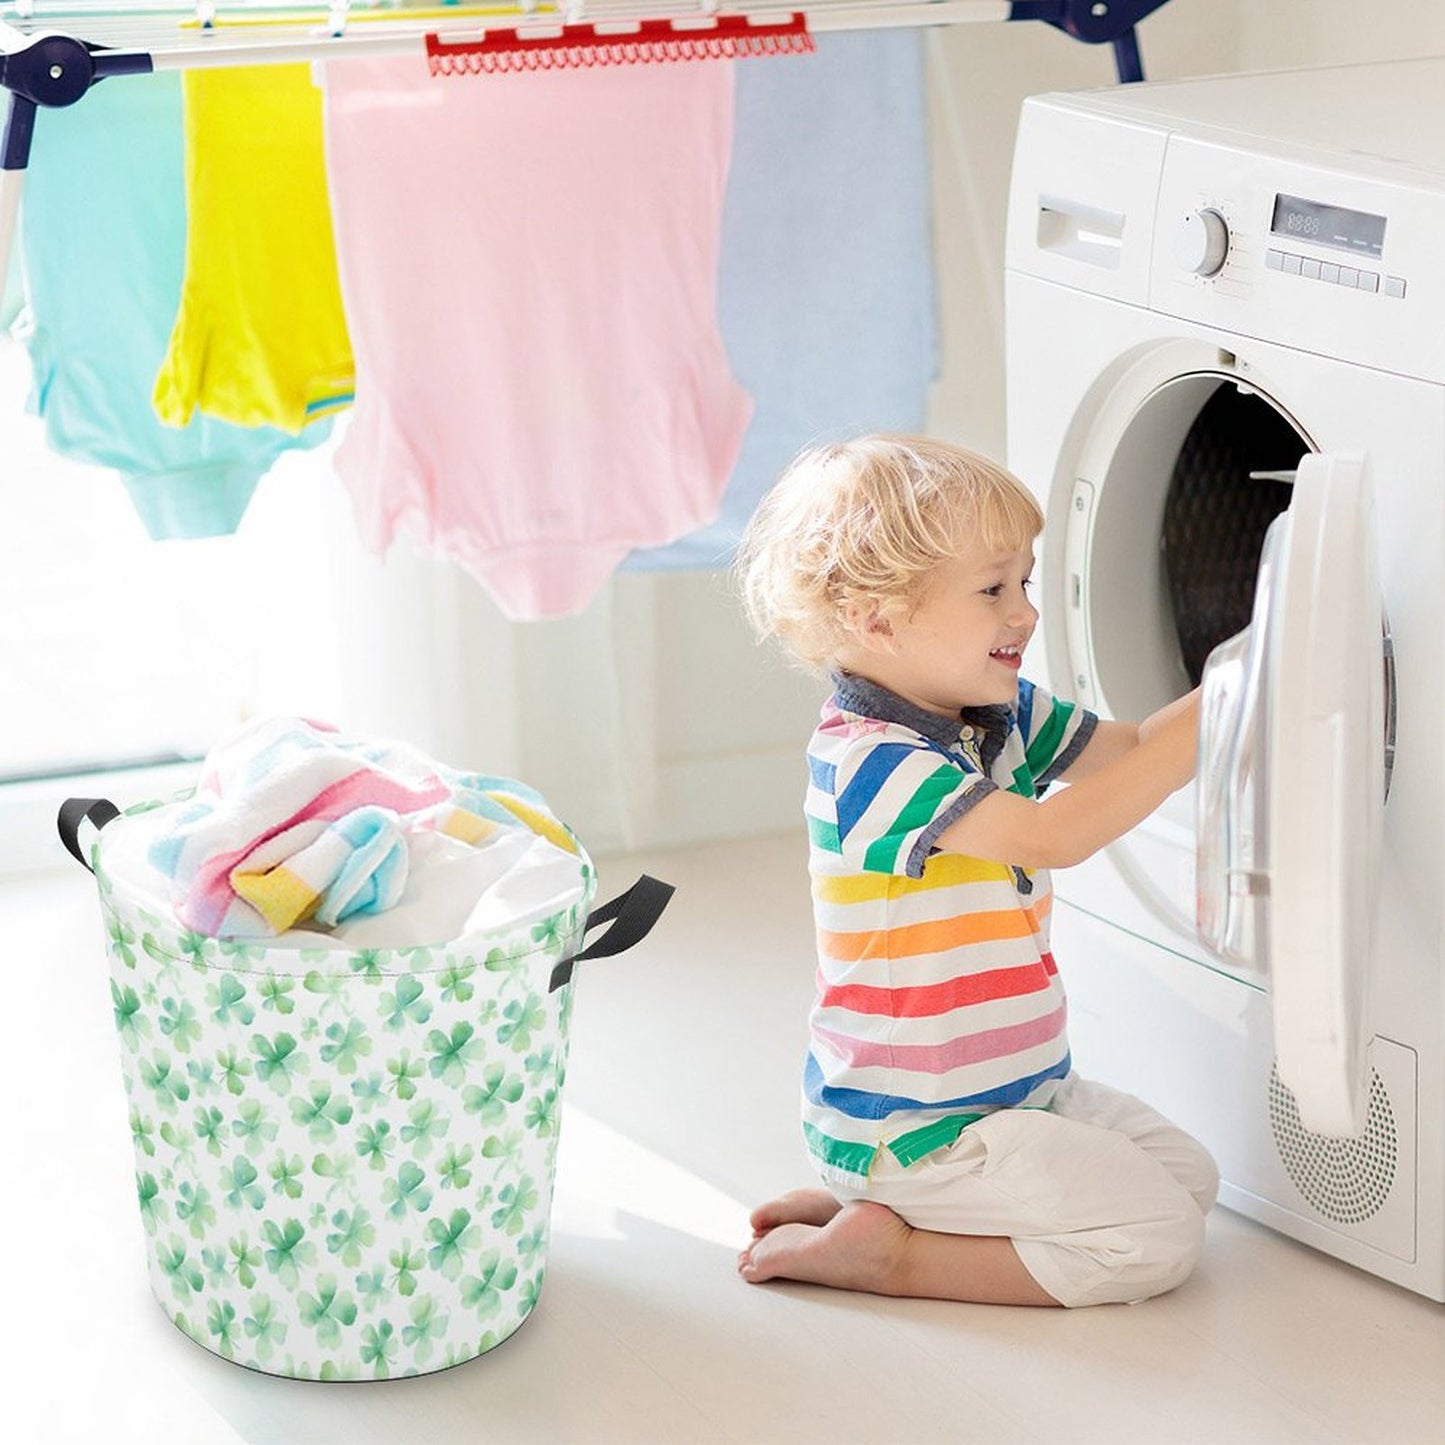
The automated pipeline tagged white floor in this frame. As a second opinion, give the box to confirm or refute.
[6,829,1444,1445]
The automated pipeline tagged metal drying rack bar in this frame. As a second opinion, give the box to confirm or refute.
[0,0,1171,337]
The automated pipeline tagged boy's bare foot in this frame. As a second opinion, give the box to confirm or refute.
[748,1188,842,1238]
[739,1200,912,1292]
[738,1197,1061,1306]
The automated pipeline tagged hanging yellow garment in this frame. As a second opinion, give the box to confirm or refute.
[153,63,354,435]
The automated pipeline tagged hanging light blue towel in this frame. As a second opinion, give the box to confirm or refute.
[0,228,21,332]
[12,72,329,540]
[624,30,938,571]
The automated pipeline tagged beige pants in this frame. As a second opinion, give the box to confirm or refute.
[826,1074,1219,1307]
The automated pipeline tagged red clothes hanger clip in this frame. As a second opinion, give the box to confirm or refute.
[424,13,814,74]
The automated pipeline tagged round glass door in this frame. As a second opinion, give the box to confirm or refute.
[1068,373,1309,724]
[1060,371,1312,960]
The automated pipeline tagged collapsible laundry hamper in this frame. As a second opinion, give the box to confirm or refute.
[60,793,672,1381]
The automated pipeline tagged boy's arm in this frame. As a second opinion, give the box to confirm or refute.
[1056,686,1201,785]
[936,690,1200,870]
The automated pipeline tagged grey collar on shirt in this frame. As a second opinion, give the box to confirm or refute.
[830,671,1014,752]
[829,671,1034,894]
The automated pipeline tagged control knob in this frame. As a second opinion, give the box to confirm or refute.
[1174,208,1231,278]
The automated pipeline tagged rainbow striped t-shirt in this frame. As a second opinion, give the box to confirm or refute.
[801,672,1098,1181]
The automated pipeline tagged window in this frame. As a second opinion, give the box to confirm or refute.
[0,333,348,783]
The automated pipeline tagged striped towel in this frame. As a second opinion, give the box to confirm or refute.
[147,717,573,940]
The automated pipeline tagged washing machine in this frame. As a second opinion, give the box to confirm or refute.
[1004,56,1445,1300]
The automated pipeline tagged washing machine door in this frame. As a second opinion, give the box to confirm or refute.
[1197,451,1385,1137]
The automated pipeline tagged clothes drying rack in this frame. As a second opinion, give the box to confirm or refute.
[0,0,1169,307]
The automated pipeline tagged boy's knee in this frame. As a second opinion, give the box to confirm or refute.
[1050,1199,1209,1307]
[1187,1149,1221,1216]
[1126,1197,1209,1303]
[1153,1199,1208,1293]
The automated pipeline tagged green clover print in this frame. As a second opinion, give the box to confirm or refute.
[255,975,296,1015]
[261,1217,316,1290]
[111,981,149,1048]
[497,995,546,1052]
[459,1251,519,1320]
[243,1294,288,1361]
[491,1177,539,1237]
[436,962,476,1004]
[389,1240,426,1298]
[350,1071,387,1114]
[355,1120,396,1173]
[176,1181,217,1239]
[290,1081,354,1142]
[320,1020,372,1074]
[326,1208,376,1268]
[253,1032,308,1093]
[230,1233,262,1288]
[159,1235,203,1302]
[437,1143,475,1191]
[426,1209,482,1281]
[381,977,431,1031]
[401,1295,448,1365]
[426,1022,483,1087]
[462,1063,524,1124]
[207,976,254,1027]
[140,1052,190,1111]
[221,1156,265,1211]
[207,1299,239,1358]
[382,1162,432,1220]
[107,914,138,969]
[269,1152,306,1200]
[215,1045,253,1098]
[400,1099,449,1156]
[359,1319,398,1377]
[231,1098,277,1148]
[298,1274,359,1347]
[136,1171,166,1231]
[385,1050,425,1101]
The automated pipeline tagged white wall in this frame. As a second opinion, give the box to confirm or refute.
[348,0,1445,858]
[1234,1,1445,71]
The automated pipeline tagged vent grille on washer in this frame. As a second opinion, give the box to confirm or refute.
[1268,1064,1397,1225]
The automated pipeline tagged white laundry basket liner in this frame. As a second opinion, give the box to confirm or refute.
[60,794,672,1381]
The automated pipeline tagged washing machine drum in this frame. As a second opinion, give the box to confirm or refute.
[1162,383,1306,685]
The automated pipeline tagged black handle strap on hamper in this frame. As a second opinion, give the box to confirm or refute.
[549,874,676,993]
[57,797,121,872]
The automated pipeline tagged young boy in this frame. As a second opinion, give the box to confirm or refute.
[735,434,1217,1309]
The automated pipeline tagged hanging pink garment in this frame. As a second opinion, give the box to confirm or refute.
[321,55,752,620]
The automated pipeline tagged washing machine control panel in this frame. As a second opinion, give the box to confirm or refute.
[1173,208,1231,276]
[1151,134,1445,381]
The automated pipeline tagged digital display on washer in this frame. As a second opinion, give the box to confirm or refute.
[1270,193,1386,258]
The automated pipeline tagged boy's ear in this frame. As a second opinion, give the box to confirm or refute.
[840,599,898,653]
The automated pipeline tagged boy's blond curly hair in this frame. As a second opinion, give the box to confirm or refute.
[736,434,1044,673]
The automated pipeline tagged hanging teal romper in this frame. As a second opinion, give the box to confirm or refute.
[13,71,329,539]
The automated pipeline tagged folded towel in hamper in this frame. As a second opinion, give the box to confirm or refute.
[147,716,551,939]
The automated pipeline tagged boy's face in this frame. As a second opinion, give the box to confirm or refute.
[863,537,1039,717]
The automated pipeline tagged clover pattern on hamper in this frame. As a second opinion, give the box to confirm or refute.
[96,839,592,1379]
